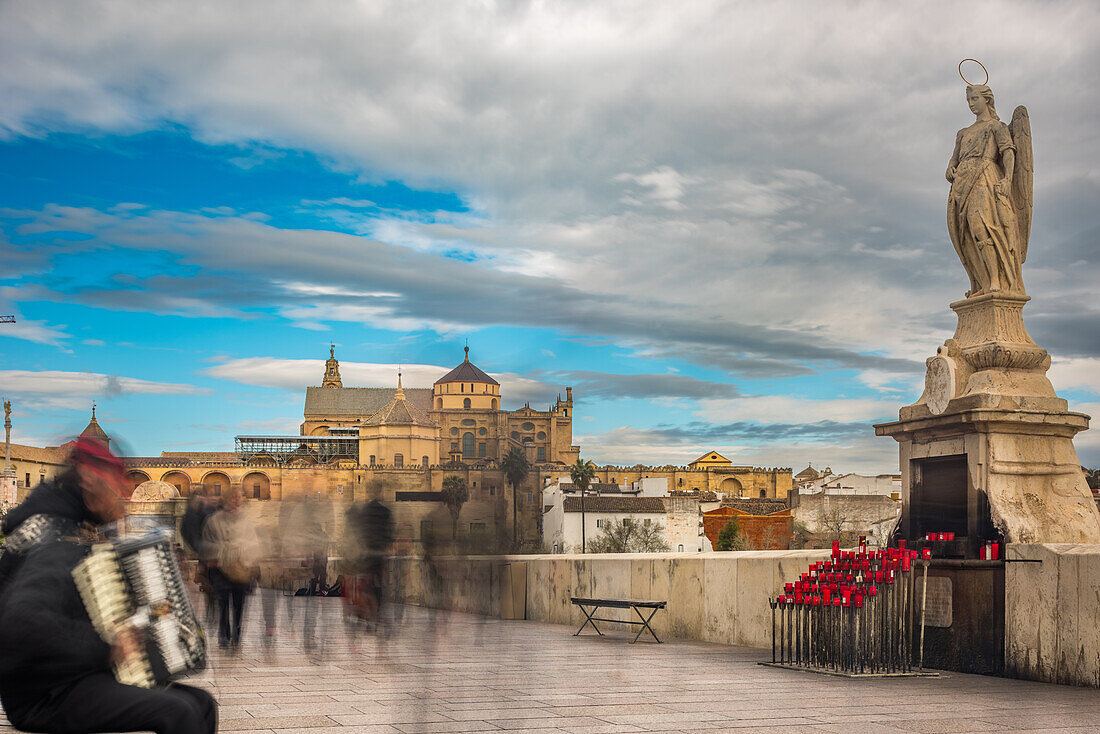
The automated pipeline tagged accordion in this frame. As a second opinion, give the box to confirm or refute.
[72,528,207,688]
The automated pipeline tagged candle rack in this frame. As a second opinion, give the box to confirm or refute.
[762,540,938,677]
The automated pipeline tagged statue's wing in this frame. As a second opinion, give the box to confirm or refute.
[1009,105,1033,261]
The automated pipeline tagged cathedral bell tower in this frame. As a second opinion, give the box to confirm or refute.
[322,344,343,388]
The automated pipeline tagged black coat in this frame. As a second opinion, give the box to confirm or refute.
[179,502,214,558]
[0,472,93,595]
[0,539,111,714]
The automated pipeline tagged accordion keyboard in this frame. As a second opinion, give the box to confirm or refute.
[73,528,206,688]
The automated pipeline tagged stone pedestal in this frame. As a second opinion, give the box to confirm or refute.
[0,470,16,507]
[876,294,1100,546]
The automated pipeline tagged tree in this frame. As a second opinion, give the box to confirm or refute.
[633,521,671,552]
[501,445,530,550]
[570,458,597,553]
[587,519,671,553]
[715,515,747,551]
[440,475,469,543]
[789,520,812,549]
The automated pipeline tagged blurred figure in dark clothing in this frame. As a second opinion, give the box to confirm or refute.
[0,437,217,734]
[343,482,395,633]
[179,487,216,625]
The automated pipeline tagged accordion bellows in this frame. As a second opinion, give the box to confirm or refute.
[72,528,207,688]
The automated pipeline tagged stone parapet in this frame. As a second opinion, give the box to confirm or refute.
[1005,543,1100,687]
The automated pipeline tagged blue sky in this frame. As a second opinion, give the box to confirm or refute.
[2,2,1099,471]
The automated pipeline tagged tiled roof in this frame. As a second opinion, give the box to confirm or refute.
[713,499,789,516]
[563,497,666,513]
[363,391,436,427]
[434,356,498,386]
[8,443,68,465]
[80,417,109,441]
[304,386,433,416]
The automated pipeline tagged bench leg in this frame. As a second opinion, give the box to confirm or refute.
[630,605,661,643]
[574,604,603,636]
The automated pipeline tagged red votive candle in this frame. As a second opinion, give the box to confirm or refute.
[921,548,932,560]
[822,587,832,604]
[868,585,877,597]
[832,540,840,558]
[832,597,841,606]
[944,532,955,541]
[902,557,911,572]
[785,582,794,594]
[991,542,1000,560]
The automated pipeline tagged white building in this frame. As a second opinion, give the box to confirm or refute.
[799,472,901,499]
[541,478,710,553]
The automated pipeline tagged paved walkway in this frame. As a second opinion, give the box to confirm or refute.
[3,598,1098,733]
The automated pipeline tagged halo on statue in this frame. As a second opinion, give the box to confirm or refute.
[958,58,989,86]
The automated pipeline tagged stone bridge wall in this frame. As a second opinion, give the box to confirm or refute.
[390,544,1100,688]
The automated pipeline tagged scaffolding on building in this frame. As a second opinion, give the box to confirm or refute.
[234,435,358,464]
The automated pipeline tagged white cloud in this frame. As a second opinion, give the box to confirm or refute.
[0,370,208,412]
[200,357,562,408]
[695,395,899,425]
[1049,357,1100,398]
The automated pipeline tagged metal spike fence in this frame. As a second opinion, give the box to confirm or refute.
[766,539,934,677]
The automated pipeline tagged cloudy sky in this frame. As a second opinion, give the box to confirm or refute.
[2,1,1099,471]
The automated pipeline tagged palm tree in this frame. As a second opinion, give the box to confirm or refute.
[440,475,469,544]
[570,458,597,553]
[501,445,530,551]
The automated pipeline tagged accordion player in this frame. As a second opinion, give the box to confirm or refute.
[72,527,207,688]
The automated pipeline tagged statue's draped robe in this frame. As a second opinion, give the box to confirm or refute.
[947,120,1024,295]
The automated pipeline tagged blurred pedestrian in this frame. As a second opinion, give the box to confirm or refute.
[203,486,261,648]
[179,487,216,624]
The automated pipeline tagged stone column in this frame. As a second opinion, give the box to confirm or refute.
[2,401,17,505]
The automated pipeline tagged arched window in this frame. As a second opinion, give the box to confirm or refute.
[422,456,430,467]
[491,398,498,410]
[462,432,475,458]
[563,409,568,417]
[436,398,442,409]
[463,398,471,409]
[394,454,404,467]
[369,455,376,466]
[461,383,465,393]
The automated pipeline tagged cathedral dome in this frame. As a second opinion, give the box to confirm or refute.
[364,378,436,427]
[434,347,499,386]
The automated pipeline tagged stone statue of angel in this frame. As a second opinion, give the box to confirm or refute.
[945,73,1033,298]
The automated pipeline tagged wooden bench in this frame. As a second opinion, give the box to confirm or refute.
[570,597,666,643]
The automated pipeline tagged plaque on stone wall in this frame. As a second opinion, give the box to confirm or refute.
[923,576,953,628]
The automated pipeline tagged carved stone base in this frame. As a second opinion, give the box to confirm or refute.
[879,292,1100,545]
[876,408,1100,544]
[950,293,1049,371]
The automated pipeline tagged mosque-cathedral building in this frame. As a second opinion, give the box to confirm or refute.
[6,347,792,550]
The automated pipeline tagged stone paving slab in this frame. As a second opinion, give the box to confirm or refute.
[1,597,1098,733]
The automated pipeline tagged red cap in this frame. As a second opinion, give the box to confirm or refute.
[71,437,125,474]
